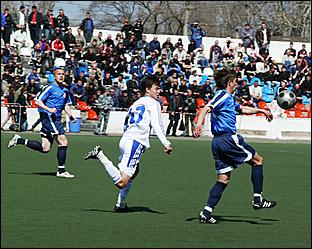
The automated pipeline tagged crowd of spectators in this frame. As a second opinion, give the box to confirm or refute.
[1,5,311,133]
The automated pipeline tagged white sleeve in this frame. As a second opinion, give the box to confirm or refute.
[150,101,171,147]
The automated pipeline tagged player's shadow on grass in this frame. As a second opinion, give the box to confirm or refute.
[185,215,279,225]
[8,171,56,176]
[82,206,166,214]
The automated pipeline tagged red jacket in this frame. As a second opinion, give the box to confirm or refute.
[51,39,65,51]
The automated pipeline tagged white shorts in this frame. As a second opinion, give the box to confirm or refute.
[117,137,146,178]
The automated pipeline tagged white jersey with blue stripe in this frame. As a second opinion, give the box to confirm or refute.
[122,96,171,149]
[207,89,241,136]
[35,83,72,117]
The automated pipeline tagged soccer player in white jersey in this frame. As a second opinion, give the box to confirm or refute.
[84,75,173,211]
[193,68,276,224]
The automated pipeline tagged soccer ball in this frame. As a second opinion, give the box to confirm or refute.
[276,90,297,109]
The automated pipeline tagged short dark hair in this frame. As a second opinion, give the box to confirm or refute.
[140,75,160,96]
[214,68,237,90]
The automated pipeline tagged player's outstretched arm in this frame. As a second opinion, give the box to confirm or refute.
[241,106,273,122]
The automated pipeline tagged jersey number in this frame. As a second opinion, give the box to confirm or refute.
[124,106,145,130]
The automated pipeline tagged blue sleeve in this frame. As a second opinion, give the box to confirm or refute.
[65,91,72,105]
[234,101,241,112]
[35,85,52,102]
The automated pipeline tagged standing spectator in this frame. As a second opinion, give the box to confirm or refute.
[1,11,6,41]
[133,18,143,42]
[183,88,197,136]
[28,5,42,46]
[121,19,133,43]
[3,8,14,44]
[297,44,308,58]
[240,23,256,49]
[79,12,94,45]
[255,21,271,51]
[166,88,183,136]
[94,89,114,135]
[16,5,26,29]
[42,9,57,42]
[189,21,206,49]
[56,9,69,37]
[1,86,17,131]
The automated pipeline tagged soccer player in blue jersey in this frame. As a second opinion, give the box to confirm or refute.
[193,68,276,224]
[7,61,77,178]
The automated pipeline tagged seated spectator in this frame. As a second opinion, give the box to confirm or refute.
[26,67,41,84]
[70,78,86,103]
[249,80,263,107]
[299,74,311,99]
[51,35,66,59]
[235,79,253,107]
[27,78,41,101]
[162,37,174,51]
[282,49,296,74]
[199,79,214,103]
[63,27,76,53]
[12,25,32,55]
[194,46,209,70]
[113,74,127,91]
[283,41,296,57]
[189,69,201,86]
[277,80,288,95]
[173,44,187,62]
[102,71,112,89]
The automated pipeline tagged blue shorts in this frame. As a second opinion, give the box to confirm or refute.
[39,112,65,143]
[211,133,256,174]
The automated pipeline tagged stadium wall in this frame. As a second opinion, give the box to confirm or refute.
[2,107,310,141]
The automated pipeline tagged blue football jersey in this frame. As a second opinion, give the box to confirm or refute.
[35,83,72,117]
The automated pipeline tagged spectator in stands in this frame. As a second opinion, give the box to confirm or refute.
[209,45,223,70]
[240,23,256,49]
[182,88,197,137]
[12,25,30,55]
[209,40,222,62]
[174,38,184,50]
[51,35,66,59]
[113,74,127,92]
[94,89,114,135]
[284,41,296,57]
[104,34,115,49]
[75,27,86,48]
[1,86,17,131]
[50,26,63,41]
[299,74,311,99]
[15,5,26,29]
[189,21,206,48]
[56,9,69,36]
[71,78,86,103]
[3,8,14,45]
[200,79,214,103]
[166,88,183,136]
[173,44,187,62]
[249,80,263,107]
[14,63,26,82]
[293,54,309,81]
[93,31,104,47]
[80,12,94,45]
[282,49,296,74]
[27,78,40,102]
[121,19,134,43]
[277,80,288,95]
[244,58,257,80]
[149,35,161,55]
[133,18,144,42]
[187,39,197,56]
[256,21,271,51]
[297,44,307,58]
[189,69,201,86]
[26,67,41,85]
[162,37,174,51]
[235,78,253,107]
[258,43,271,62]
[63,27,76,53]
[118,90,132,109]
[42,9,57,42]
[166,59,182,76]
[28,5,42,46]
[246,42,257,61]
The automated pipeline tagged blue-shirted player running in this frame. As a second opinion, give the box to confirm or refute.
[8,59,77,178]
[193,68,276,224]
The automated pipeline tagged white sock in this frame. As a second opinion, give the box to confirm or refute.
[98,151,122,184]
[116,180,134,208]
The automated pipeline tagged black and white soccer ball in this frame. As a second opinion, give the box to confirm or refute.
[276,90,297,109]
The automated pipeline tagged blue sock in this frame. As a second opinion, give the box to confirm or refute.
[18,138,45,153]
[57,146,67,173]
[251,165,263,203]
[204,181,227,216]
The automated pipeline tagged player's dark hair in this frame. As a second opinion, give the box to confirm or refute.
[214,68,237,90]
[140,75,160,96]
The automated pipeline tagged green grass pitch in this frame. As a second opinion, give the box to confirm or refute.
[1,133,311,248]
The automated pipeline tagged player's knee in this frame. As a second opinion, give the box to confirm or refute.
[42,147,50,153]
[116,180,127,189]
